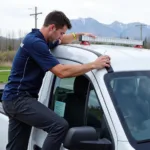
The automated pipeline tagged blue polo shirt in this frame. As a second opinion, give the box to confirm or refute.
[2,29,60,101]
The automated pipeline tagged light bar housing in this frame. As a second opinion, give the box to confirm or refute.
[79,35,143,46]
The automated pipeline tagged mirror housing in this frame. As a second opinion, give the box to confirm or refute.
[63,126,112,150]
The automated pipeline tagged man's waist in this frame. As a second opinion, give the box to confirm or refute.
[2,90,38,101]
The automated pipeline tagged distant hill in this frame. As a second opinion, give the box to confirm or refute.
[107,21,150,40]
[1,18,150,51]
[67,18,150,40]
[68,18,118,37]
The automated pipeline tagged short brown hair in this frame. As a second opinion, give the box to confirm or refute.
[43,10,72,29]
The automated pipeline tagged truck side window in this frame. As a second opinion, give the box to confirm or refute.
[51,74,111,140]
[51,77,75,117]
[87,89,103,127]
[86,87,111,140]
[51,75,90,127]
[53,77,75,102]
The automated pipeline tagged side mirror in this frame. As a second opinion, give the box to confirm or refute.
[63,126,112,150]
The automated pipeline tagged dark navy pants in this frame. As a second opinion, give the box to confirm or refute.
[2,92,69,150]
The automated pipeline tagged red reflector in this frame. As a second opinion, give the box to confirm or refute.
[134,45,143,48]
[80,41,90,45]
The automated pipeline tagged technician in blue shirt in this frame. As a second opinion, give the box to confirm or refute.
[1,10,110,150]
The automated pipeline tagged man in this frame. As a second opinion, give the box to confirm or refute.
[1,10,110,150]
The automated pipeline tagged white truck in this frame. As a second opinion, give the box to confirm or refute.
[1,36,150,150]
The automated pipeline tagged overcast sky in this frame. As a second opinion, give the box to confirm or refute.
[0,0,150,36]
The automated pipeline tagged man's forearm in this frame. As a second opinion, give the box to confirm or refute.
[61,33,83,44]
[50,55,110,78]
[50,63,95,78]
[62,62,95,77]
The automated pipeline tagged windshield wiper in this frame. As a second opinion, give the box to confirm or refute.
[137,139,150,144]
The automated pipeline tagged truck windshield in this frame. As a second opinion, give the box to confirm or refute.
[104,71,150,142]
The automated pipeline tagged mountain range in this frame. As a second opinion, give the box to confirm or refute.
[67,18,150,40]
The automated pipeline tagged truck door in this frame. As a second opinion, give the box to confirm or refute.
[28,59,114,150]
[51,74,114,150]
[0,89,9,150]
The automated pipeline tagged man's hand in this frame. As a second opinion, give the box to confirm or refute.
[61,32,96,44]
[93,55,111,69]
[58,39,61,44]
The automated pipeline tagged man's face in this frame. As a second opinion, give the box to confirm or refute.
[48,25,68,42]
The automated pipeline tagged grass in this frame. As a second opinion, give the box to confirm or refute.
[0,50,14,83]
[0,66,11,70]
[0,71,10,83]
[0,62,12,67]
[0,50,15,68]
[0,51,16,62]
[0,66,11,83]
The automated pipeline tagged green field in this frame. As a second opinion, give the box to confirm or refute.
[0,71,10,83]
[0,66,11,70]
[0,67,11,83]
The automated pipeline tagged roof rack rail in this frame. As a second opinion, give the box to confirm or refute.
[79,35,143,46]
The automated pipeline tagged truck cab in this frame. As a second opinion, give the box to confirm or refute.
[1,36,150,150]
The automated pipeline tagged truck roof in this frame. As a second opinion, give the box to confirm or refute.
[53,43,150,72]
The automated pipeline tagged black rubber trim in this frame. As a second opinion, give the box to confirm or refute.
[106,66,114,73]
[33,145,41,150]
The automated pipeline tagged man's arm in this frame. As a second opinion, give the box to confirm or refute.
[60,32,96,44]
[50,55,110,78]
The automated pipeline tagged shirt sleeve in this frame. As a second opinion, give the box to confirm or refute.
[28,40,60,72]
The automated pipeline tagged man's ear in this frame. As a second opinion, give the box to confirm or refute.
[52,24,56,31]
[49,24,55,31]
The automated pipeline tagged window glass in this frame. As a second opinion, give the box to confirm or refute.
[105,71,150,142]
[52,77,75,117]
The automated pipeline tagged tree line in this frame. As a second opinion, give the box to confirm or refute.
[0,30,27,51]
[0,30,150,51]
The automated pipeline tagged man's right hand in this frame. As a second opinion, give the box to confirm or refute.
[93,55,111,69]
